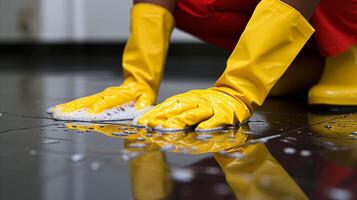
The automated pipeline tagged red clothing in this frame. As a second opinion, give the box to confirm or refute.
[174,0,357,56]
[312,0,357,56]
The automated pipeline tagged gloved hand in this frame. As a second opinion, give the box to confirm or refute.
[137,0,314,131]
[137,89,251,131]
[52,3,174,118]
[55,81,155,113]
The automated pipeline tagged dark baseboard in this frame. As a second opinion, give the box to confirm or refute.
[0,42,230,78]
[0,42,228,56]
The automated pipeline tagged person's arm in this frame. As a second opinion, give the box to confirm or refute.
[137,0,317,131]
[51,0,177,121]
[134,0,177,13]
[281,0,320,19]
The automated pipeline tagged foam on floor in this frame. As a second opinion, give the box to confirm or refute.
[50,102,152,122]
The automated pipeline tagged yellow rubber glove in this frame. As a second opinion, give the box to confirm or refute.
[214,144,308,200]
[137,0,314,131]
[54,3,174,114]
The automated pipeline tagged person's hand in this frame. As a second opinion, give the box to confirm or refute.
[53,80,155,114]
[50,3,174,121]
[137,88,252,131]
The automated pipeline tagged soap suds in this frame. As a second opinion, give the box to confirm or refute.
[50,102,152,122]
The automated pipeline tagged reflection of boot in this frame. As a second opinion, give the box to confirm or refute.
[308,113,357,145]
[214,144,308,200]
[309,46,357,106]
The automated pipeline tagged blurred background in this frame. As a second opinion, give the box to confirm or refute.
[0,0,229,76]
[0,0,198,42]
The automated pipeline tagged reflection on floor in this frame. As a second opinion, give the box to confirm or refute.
[1,70,356,200]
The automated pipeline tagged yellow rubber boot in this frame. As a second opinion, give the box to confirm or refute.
[137,0,314,131]
[309,46,357,106]
[51,3,174,121]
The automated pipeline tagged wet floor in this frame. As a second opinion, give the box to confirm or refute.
[1,70,356,200]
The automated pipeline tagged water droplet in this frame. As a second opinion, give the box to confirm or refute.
[280,128,285,131]
[145,133,152,137]
[324,125,332,129]
[228,134,236,138]
[243,131,254,135]
[121,150,140,161]
[90,162,101,170]
[180,148,190,154]
[171,168,195,182]
[99,125,105,128]
[283,147,296,154]
[128,143,146,148]
[213,183,231,195]
[297,130,302,134]
[327,188,352,200]
[300,150,312,157]
[196,134,212,140]
[219,151,245,159]
[248,134,279,144]
[204,167,221,175]
[280,139,291,143]
[29,149,37,156]
[70,154,84,162]
[42,139,60,144]
[136,137,145,141]
[124,130,136,135]
[285,137,296,141]
[0,113,2,117]
[161,145,175,151]
[40,128,45,131]
[112,132,127,137]
[324,141,335,146]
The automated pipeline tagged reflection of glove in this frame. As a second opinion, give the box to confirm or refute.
[137,0,314,131]
[138,127,248,154]
[66,123,140,139]
[130,150,172,200]
[52,4,174,117]
[215,144,308,200]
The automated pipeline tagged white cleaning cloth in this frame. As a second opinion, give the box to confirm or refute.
[49,102,152,122]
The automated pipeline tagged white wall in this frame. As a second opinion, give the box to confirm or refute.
[0,0,199,42]
[0,0,35,40]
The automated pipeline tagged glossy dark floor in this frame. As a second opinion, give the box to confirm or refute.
[1,69,356,200]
